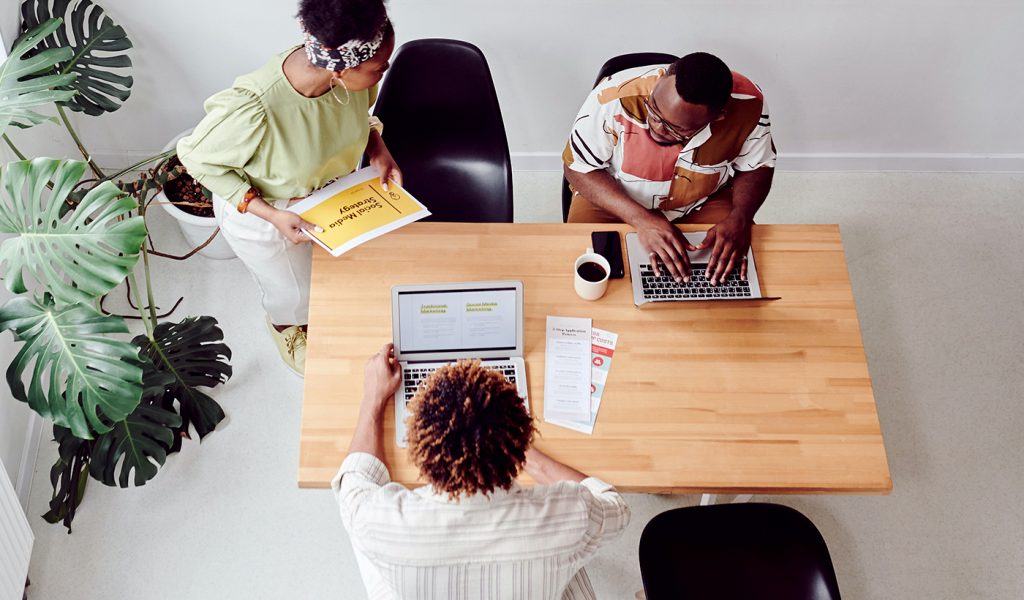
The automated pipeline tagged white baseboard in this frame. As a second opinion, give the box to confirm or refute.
[509,153,564,172]
[777,152,1024,173]
[16,413,43,512]
[508,151,1024,173]
[87,150,1024,174]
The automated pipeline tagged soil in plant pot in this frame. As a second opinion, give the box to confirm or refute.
[163,156,215,218]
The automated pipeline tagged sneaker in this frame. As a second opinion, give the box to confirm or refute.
[266,317,307,376]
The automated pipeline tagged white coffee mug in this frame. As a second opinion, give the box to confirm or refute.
[574,248,611,301]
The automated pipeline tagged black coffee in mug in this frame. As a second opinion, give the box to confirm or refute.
[577,261,607,283]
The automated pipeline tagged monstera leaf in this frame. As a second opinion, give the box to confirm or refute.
[42,357,175,530]
[0,158,146,306]
[19,0,133,115]
[41,424,91,531]
[0,295,143,438]
[89,400,181,487]
[134,316,233,452]
[0,18,77,135]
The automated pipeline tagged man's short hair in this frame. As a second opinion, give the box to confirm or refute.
[667,52,734,113]
[407,360,535,499]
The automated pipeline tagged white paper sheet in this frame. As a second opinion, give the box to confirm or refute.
[543,316,593,423]
[547,328,619,434]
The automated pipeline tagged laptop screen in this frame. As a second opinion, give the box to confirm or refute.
[396,286,518,355]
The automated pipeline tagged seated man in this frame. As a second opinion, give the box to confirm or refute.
[564,52,776,286]
[333,344,630,599]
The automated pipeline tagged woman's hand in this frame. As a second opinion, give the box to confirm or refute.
[367,131,403,190]
[362,343,402,415]
[269,210,323,244]
[245,195,322,244]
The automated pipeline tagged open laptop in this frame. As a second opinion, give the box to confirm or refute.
[391,280,529,448]
[625,231,774,305]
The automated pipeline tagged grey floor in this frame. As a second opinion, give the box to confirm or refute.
[25,171,1024,599]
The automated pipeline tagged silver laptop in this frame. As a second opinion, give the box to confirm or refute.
[625,231,772,305]
[391,280,529,448]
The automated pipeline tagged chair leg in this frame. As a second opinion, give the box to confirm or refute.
[701,493,753,505]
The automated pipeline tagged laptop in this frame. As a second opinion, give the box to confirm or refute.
[625,231,774,305]
[391,280,529,448]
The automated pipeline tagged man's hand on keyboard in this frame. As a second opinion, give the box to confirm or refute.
[636,212,698,283]
[700,215,752,285]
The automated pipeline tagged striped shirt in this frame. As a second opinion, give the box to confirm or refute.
[333,453,631,599]
[563,65,777,221]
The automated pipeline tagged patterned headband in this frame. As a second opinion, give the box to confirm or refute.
[300,18,389,71]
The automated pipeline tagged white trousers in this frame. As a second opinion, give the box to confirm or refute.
[213,195,311,326]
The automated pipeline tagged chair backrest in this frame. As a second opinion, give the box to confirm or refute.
[639,503,842,600]
[561,52,678,222]
[373,39,513,223]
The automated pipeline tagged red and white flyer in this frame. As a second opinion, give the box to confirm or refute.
[547,328,618,435]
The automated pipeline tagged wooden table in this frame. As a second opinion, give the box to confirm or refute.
[299,223,891,495]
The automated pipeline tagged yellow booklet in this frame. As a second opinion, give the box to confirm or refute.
[285,166,431,257]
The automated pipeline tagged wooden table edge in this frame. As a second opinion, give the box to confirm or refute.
[298,478,893,495]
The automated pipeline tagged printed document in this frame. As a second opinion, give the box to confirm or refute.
[286,166,430,256]
[547,328,618,434]
[543,316,593,423]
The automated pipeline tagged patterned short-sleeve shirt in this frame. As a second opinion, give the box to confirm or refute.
[563,65,776,220]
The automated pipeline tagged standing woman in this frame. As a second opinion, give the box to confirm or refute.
[177,0,401,376]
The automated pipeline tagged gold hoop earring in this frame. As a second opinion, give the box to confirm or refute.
[330,74,351,106]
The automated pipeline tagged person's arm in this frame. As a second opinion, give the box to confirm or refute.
[525,447,631,560]
[365,129,403,191]
[244,195,322,245]
[330,343,403,532]
[177,87,321,244]
[523,446,588,484]
[699,166,774,284]
[565,165,696,282]
[700,94,778,284]
[347,342,402,460]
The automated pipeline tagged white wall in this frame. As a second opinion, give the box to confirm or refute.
[1,6,42,512]
[3,0,1020,172]
[0,280,41,511]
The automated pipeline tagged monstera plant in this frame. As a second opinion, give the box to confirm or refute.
[0,4,233,532]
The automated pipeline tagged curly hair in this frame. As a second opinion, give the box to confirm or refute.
[297,0,391,48]
[406,360,535,499]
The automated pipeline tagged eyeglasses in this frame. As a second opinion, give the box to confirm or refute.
[643,97,704,142]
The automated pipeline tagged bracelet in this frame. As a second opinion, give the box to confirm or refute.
[238,187,260,214]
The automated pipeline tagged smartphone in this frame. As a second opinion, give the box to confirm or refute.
[591,231,625,279]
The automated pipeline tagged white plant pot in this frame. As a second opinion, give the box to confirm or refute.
[156,130,236,260]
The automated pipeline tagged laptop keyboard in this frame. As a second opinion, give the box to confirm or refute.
[640,262,751,300]
[403,362,518,404]
[398,361,520,447]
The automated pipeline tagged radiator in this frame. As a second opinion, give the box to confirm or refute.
[0,458,32,600]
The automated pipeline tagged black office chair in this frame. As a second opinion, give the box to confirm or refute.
[372,39,513,223]
[639,503,842,600]
[561,52,678,222]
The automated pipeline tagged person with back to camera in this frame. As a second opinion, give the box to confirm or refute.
[177,0,401,376]
[333,343,631,599]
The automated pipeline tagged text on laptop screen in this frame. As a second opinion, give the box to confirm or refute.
[397,287,518,354]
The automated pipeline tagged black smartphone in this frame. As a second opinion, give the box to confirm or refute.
[591,231,625,279]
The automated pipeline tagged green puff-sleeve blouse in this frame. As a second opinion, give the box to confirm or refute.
[177,46,382,208]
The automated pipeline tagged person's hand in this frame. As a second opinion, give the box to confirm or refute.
[268,209,322,244]
[699,214,753,285]
[635,212,697,282]
[368,145,403,191]
[362,343,402,414]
